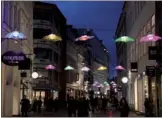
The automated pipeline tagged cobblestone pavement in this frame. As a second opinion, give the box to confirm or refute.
[29,108,144,117]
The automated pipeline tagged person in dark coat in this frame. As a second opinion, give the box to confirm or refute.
[20,95,30,117]
[77,97,90,117]
[37,97,42,113]
[148,98,154,116]
[144,98,149,116]
[32,97,37,113]
[119,97,130,117]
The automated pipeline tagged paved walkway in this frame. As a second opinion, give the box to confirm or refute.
[29,108,144,117]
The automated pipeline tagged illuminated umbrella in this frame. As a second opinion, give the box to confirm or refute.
[5,31,27,40]
[115,65,125,70]
[81,66,90,72]
[97,66,107,70]
[43,33,62,41]
[64,65,74,70]
[45,64,55,70]
[140,34,162,42]
[100,84,104,88]
[75,35,94,41]
[115,36,135,42]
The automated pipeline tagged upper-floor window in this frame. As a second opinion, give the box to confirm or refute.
[34,10,52,21]
[33,28,51,39]
[34,47,52,61]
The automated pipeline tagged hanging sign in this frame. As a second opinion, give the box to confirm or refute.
[1,51,26,66]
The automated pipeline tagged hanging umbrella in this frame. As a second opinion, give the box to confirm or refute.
[5,31,27,40]
[140,34,162,42]
[64,65,74,70]
[43,33,62,41]
[104,81,108,85]
[75,35,94,41]
[100,84,104,88]
[115,65,125,70]
[81,66,90,72]
[45,64,55,70]
[97,66,107,70]
[115,36,135,42]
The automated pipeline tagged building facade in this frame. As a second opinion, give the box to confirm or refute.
[33,2,62,100]
[122,1,157,114]
[32,2,67,101]
[155,1,162,116]
[1,1,33,116]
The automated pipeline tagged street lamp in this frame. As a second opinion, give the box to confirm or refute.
[122,77,128,83]
[32,72,39,79]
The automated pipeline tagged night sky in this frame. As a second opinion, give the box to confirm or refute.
[46,1,124,78]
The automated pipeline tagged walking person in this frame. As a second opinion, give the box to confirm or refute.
[20,95,30,117]
[37,97,42,113]
[31,97,37,113]
[148,98,155,116]
[144,98,149,116]
[119,97,130,117]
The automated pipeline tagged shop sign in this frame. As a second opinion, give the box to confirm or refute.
[1,51,26,66]
[131,62,138,72]
[146,66,155,77]
[148,46,157,60]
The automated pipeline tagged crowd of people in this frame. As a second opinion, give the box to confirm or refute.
[20,95,155,117]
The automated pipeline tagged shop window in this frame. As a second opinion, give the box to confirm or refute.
[34,47,52,61]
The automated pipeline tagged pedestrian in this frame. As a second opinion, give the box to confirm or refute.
[37,97,42,113]
[77,97,90,117]
[144,98,149,116]
[147,98,154,116]
[31,97,37,113]
[20,95,30,117]
[114,97,119,111]
[67,97,73,117]
[119,97,130,117]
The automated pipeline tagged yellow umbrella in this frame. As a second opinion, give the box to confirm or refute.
[43,34,62,41]
[97,66,107,70]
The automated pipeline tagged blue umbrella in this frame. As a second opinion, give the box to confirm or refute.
[5,31,27,40]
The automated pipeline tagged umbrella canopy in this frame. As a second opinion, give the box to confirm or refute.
[115,65,125,70]
[97,66,107,70]
[115,36,135,42]
[43,34,62,41]
[45,65,55,70]
[75,35,94,41]
[81,66,90,72]
[5,31,27,40]
[140,34,162,42]
[64,65,74,70]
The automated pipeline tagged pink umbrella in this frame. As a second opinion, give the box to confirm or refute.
[45,64,55,70]
[140,34,162,42]
[115,65,125,70]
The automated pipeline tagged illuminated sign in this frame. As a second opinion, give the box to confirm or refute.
[1,51,26,66]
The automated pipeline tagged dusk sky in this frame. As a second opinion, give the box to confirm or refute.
[47,1,124,78]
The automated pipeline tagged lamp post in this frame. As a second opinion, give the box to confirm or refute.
[121,77,128,98]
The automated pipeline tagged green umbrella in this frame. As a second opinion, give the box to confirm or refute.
[115,36,135,42]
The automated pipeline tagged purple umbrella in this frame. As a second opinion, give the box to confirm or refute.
[140,34,162,42]
[115,65,125,70]
[45,64,55,70]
